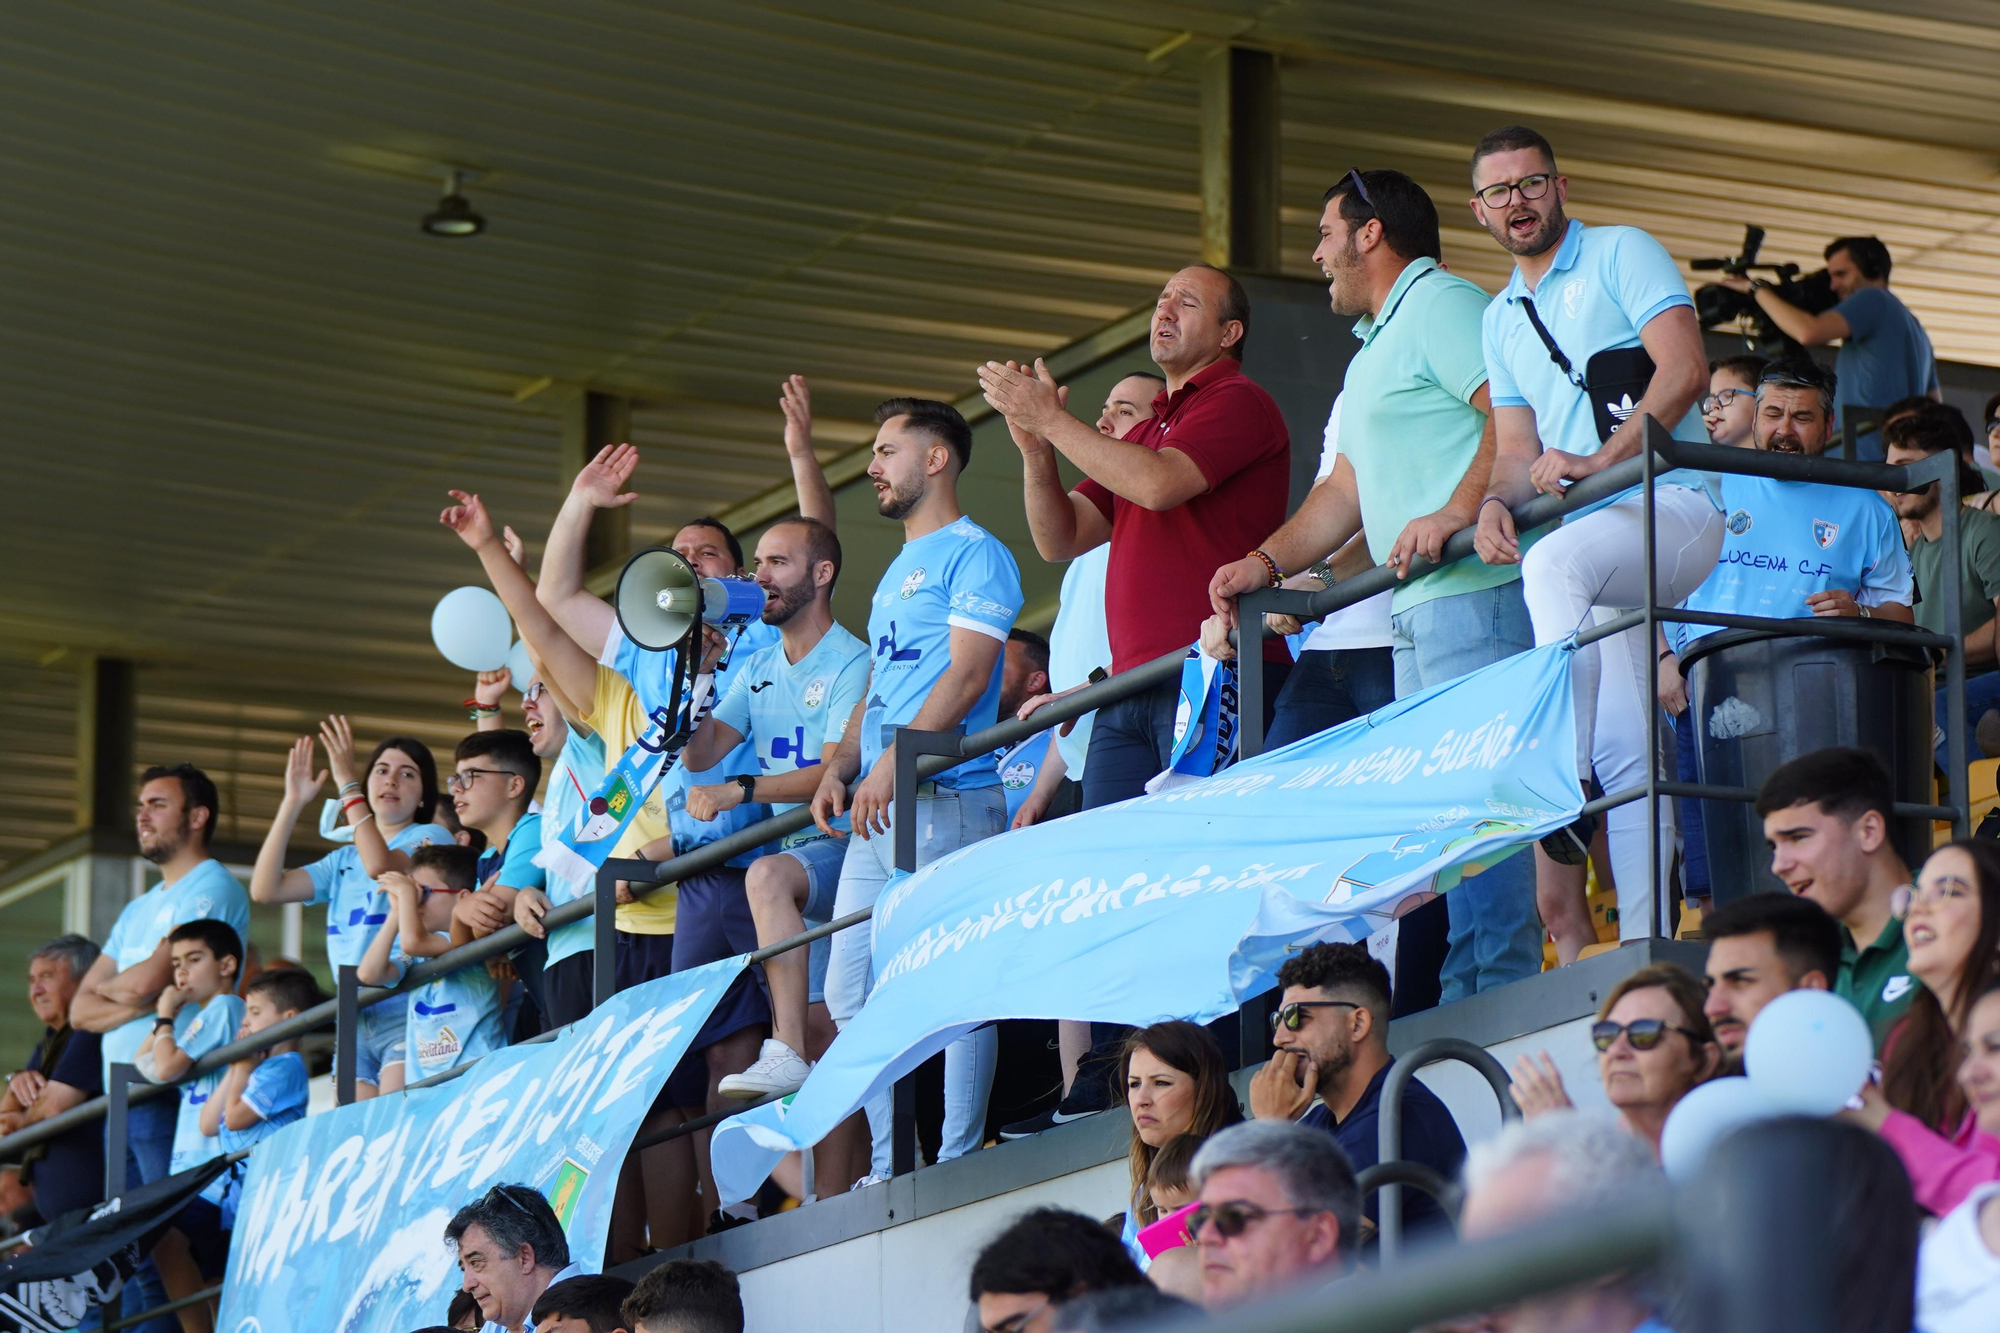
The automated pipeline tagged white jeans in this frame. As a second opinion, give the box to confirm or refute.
[1522,485,1724,936]
[826,787,1004,1176]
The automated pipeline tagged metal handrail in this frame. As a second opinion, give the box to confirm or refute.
[1354,1159,1459,1224]
[1377,1038,1519,1264]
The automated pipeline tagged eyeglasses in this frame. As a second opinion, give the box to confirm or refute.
[1269,1000,1361,1034]
[1343,168,1375,212]
[446,768,517,794]
[1590,1019,1707,1052]
[483,1184,542,1220]
[1759,361,1836,391]
[1473,173,1553,209]
[983,1296,1050,1333]
[523,682,546,704]
[1188,1200,1324,1242]
[1898,876,1974,912]
[1701,389,1753,413]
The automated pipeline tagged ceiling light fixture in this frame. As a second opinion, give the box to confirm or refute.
[422,169,485,238]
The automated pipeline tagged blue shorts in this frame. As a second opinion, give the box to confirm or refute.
[776,835,846,1005]
[354,992,409,1086]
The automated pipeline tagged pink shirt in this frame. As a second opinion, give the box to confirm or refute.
[1881,1107,2000,1217]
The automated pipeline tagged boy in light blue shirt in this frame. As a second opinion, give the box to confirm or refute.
[1468,124,1722,955]
[363,844,504,1083]
[199,966,320,1231]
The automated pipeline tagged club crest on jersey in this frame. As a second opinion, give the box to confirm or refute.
[803,679,827,708]
[900,568,927,599]
[1002,760,1035,791]
[1812,519,1839,549]
[1726,509,1753,535]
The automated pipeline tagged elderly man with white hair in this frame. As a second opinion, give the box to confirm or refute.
[1187,1119,1361,1308]
[1458,1109,1673,1333]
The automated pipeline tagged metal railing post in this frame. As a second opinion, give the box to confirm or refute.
[592,862,621,1010]
[890,725,964,1177]
[1643,418,1664,939]
[336,965,358,1105]
[103,1062,136,1196]
[1377,1038,1520,1266]
[1238,596,1270,760]
[1935,448,1970,834]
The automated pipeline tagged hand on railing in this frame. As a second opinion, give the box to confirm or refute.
[514,887,553,940]
[1473,498,1522,567]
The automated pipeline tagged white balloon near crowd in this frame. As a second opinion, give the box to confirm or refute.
[430,585,514,670]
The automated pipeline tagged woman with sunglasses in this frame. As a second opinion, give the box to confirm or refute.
[248,718,453,1099]
[1115,1022,1242,1262]
[1848,839,2000,1217]
[1508,962,1721,1158]
[1916,977,2000,1330]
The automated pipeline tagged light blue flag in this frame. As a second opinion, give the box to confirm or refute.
[710,644,1582,1204]
[215,958,747,1333]
[1161,648,1238,783]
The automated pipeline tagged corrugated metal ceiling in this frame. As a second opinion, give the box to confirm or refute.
[4,0,1999,876]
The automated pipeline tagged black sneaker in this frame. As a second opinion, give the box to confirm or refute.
[707,1208,754,1235]
[1539,778,1603,866]
[998,1096,1104,1141]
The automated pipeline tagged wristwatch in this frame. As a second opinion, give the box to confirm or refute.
[153,1016,174,1030]
[731,774,757,802]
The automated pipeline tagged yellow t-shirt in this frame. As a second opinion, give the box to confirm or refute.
[582,665,678,935]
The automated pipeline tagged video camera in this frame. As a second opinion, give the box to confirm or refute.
[1692,225,1837,358]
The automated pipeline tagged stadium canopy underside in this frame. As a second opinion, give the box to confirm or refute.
[6,0,2000,887]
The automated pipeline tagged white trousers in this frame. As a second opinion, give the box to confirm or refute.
[1521,486,1724,937]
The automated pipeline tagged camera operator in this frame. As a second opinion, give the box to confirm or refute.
[1719,236,1938,461]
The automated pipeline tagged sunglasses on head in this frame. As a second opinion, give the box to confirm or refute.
[1187,1200,1322,1241]
[1269,999,1361,1034]
[1591,1018,1704,1052]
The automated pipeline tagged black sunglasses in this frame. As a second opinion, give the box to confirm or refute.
[1591,1018,1706,1052]
[1343,168,1375,212]
[1269,999,1360,1034]
[1188,1200,1323,1241]
[1759,361,1837,393]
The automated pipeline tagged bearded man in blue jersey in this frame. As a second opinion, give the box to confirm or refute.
[810,398,1024,1187]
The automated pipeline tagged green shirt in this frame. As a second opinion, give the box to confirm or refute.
[1340,257,1532,612]
[1910,503,2000,637]
[1835,915,1915,1053]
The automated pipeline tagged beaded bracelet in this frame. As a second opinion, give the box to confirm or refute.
[1249,549,1283,588]
[337,781,362,796]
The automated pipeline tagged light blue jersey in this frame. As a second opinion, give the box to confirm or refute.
[205,1051,309,1228]
[603,619,777,865]
[101,859,250,1087]
[1673,474,1912,655]
[405,939,505,1081]
[712,624,871,835]
[863,517,1023,789]
[542,728,610,968]
[168,992,244,1173]
[1047,544,1111,780]
[308,822,455,969]
[996,730,1053,824]
[1483,219,1715,514]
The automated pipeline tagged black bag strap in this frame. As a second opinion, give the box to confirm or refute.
[1518,296,1587,390]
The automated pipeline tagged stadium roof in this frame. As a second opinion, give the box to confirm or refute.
[5,0,2000,876]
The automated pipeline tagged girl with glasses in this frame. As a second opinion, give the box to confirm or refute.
[1507,961,1720,1158]
[1851,839,2000,1217]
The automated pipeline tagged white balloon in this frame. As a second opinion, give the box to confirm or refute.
[507,638,535,694]
[1744,988,1875,1116]
[430,587,513,671]
[1660,1076,1777,1182]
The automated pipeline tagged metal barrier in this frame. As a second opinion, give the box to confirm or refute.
[1376,1038,1519,1264]
[1353,1159,1458,1225]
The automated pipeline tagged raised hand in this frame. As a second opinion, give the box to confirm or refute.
[440,490,498,550]
[501,525,526,567]
[779,376,815,456]
[572,443,640,509]
[1508,1051,1574,1118]
[318,715,359,791]
[977,358,1066,437]
[281,736,327,810]
[474,669,510,709]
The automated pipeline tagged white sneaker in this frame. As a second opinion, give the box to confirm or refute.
[717,1039,812,1100]
[848,1170,892,1193]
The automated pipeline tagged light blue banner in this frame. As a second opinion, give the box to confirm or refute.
[711,645,1581,1203]
[215,957,747,1333]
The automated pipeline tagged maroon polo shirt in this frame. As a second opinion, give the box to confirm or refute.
[1073,358,1291,674]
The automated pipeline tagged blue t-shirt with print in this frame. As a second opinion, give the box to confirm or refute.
[1482,219,1714,513]
[603,619,778,866]
[1673,474,1912,654]
[308,822,456,970]
[168,992,245,1173]
[711,624,871,837]
[1832,285,1938,462]
[863,517,1023,789]
[995,730,1053,823]
[542,730,611,968]
[100,860,251,1087]
[205,1051,310,1229]
[405,936,505,1081]
[478,811,547,892]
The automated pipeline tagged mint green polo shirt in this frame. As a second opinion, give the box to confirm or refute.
[1340,257,1530,612]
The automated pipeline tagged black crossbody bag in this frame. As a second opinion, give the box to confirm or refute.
[1519,296,1655,444]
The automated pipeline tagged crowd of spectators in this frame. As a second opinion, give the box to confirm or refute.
[10,114,2000,1333]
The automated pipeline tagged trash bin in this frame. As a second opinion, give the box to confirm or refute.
[1682,628,1934,905]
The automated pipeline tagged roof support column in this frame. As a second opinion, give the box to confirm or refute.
[559,389,633,576]
[69,655,137,939]
[1199,45,1282,275]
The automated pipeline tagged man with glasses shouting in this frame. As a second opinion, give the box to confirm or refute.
[1185,1120,1361,1308]
[1468,124,1721,963]
[1244,942,1465,1244]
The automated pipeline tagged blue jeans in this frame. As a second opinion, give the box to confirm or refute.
[1081,659,1291,809]
[1391,583,1542,1003]
[1673,706,1710,900]
[1267,648,1395,749]
[1936,670,2000,771]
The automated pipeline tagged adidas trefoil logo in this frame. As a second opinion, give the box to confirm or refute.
[1606,394,1638,423]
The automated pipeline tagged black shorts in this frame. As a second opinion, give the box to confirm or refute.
[174,1196,231,1280]
[615,929,676,989]
[671,868,770,1050]
[541,950,599,1031]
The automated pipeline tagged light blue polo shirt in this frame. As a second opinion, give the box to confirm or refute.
[1047,544,1110,780]
[100,859,251,1087]
[541,728,610,969]
[1483,219,1715,513]
[711,623,870,845]
[405,937,505,1081]
[1342,256,1529,611]
[1673,473,1911,654]
[307,821,456,970]
[168,991,244,1173]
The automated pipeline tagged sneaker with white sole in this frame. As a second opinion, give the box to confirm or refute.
[849,1170,892,1192]
[717,1039,812,1101]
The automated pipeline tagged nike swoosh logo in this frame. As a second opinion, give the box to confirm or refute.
[1048,1108,1095,1125]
